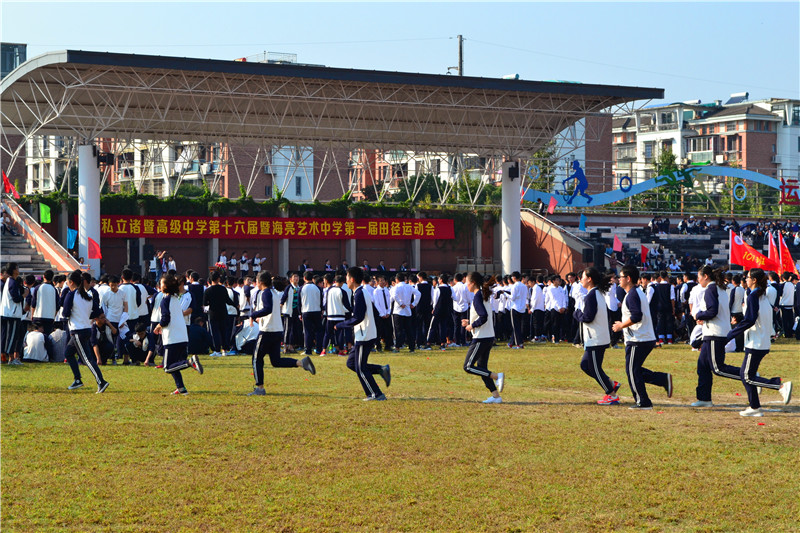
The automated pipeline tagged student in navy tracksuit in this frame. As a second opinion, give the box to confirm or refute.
[573,267,621,406]
[246,273,315,397]
[1,262,25,364]
[61,270,109,392]
[428,274,453,349]
[153,274,204,395]
[727,268,793,416]
[690,266,740,407]
[612,266,672,410]
[337,267,390,400]
[461,272,505,404]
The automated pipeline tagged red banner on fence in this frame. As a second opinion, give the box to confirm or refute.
[101,216,455,240]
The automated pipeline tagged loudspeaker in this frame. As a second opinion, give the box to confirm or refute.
[582,248,593,263]
[143,243,155,260]
[593,244,605,266]
[508,162,519,180]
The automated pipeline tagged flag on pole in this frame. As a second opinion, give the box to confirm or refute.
[547,196,558,215]
[2,170,20,199]
[641,245,649,266]
[768,231,779,270]
[39,203,51,224]
[612,235,623,252]
[578,213,587,232]
[67,228,78,249]
[729,230,779,271]
[88,237,102,259]
[778,232,799,276]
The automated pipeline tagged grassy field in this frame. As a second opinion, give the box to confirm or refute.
[2,340,798,532]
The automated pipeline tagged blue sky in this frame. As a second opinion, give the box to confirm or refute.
[2,1,798,104]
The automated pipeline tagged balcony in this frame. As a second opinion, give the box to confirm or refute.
[658,123,678,131]
[688,151,714,163]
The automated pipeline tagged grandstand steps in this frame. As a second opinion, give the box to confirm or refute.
[0,234,58,275]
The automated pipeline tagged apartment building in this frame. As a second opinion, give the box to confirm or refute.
[612,93,800,183]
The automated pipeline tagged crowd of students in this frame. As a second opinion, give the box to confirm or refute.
[1,259,796,412]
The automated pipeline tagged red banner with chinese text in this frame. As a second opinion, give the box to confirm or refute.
[101,216,454,240]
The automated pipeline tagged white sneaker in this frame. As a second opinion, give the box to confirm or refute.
[779,381,792,405]
[739,407,763,417]
[494,372,505,393]
[483,396,502,404]
[690,400,713,407]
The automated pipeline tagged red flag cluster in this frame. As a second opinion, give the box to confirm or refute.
[729,230,797,274]
[2,170,20,199]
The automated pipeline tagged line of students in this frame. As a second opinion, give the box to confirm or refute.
[572,265,792,416]
[3,261,794,411]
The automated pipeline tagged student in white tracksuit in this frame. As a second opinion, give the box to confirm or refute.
[153,274,203,395]
[461,272,505,404]
[727,268,793,416]
[573,267,621,406]
[691,266,740,407]
[336,267,390,400]
[612,266,672,410]
[61,270,109,392]
[246,273,315,397]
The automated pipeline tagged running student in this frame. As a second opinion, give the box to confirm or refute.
[461,272,505,404]
[726,268,792,417]
[246,273,315,397]
[612,266,672,410]
[573,267,621,405]
[153,274,204,395]
[690,266,740,407]
[61,270,109,393]
[336,267,390,401]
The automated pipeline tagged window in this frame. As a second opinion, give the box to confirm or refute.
[797,136,800,152]
[264,186,272,198]
[772,144,776,153]
[644,142,653,159]
[792,108,800,126]
[295,175,302,196]
[726,122,736,132]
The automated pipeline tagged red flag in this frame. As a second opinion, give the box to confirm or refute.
[88,237,102,259]
[612,235,623,252]
[641,245,649,266]
[2,170,20,199]
[729,231,778,271]
[778,232,799,276]
[768,232,779,271]
[547,196,557,214]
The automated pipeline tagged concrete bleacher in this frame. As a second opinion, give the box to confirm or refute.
[568,222,800,269]
[0,233,58,274]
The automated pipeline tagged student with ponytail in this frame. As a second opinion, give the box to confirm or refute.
[153,274,204,395]
[727,268,792,416]
[62,270,109,392]
[573,268,621,405]
[690,266,740,407]
[461,272,505,404]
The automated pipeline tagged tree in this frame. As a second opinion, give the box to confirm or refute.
[176,183,205,197]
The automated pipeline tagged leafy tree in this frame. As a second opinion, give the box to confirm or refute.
[176,183,205,197]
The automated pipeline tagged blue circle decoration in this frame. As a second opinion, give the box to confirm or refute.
[619,175,632,193]
[733,183,747,202]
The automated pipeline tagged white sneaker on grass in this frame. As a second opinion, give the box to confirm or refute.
[779,381,792,405]
[483,396,502,404]
[739,407,763,417]
[690,400,713,407]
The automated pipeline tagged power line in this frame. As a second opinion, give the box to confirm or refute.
[469,38,797,95]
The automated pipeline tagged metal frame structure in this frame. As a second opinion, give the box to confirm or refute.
[1,50,663,273]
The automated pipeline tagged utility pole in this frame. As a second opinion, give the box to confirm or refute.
[457,34,463,76]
